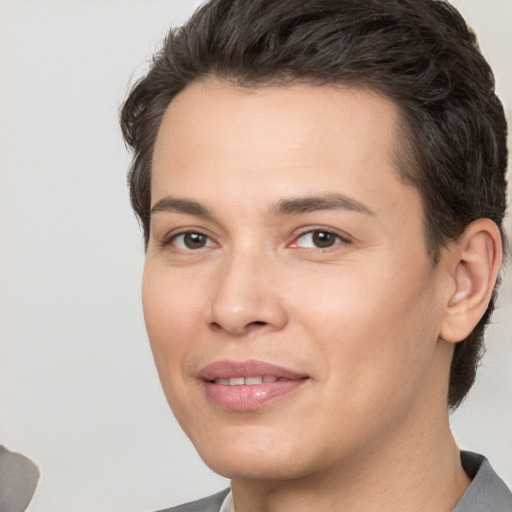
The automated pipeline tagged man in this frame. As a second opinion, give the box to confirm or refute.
[120,0,512,510]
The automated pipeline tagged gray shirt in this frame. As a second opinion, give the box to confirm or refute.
[158,451,512,512]
[453,451,512,511]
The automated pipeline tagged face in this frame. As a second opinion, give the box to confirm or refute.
[144,81,452,481]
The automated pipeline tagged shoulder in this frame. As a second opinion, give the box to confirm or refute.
[154,489,230,512]
[453,452,512,512]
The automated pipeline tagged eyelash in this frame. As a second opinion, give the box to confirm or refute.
[161,230,214,250]
[161,227,352,252]
[290,228,352,250]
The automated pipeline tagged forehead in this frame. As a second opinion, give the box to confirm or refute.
[154,80,401,169]
[151,80,418,222]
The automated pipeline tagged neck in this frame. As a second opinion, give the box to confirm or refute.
[231,403,470,512]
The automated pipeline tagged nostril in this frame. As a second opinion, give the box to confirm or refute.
[209,320,267,332]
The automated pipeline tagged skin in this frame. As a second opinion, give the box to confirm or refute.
[143,81,497,512]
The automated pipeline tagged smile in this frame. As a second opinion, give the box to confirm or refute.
[199,360,309,410]
[214,376,279,385]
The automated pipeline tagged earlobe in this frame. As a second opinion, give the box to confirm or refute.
[440,219,502,343]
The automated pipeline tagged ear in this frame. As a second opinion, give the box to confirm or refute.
[440,219,503,343]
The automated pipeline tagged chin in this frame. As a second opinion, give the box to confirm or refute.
[189,427,326,482]
[201,450,312,481]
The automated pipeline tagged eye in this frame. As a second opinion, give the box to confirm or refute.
[291,229,348,249]
[169,232,216,250]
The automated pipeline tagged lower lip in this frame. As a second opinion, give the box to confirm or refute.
[203,379,307,410]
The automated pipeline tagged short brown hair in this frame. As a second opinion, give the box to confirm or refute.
[120,0,508,409]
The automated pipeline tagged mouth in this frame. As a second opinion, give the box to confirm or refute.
[198,360,310,411]
[213,376,283,385]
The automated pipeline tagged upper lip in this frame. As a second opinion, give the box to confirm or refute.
[198,359,309,381]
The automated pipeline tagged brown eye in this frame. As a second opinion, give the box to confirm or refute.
[292,229,342,249]
[184,233,207,249]
[171,232,214,250]
[290,229,351,249]
[312,231,338,248]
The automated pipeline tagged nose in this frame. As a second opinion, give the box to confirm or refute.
[208,252,288,336]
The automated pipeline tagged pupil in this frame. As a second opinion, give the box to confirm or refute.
[184,233,206,249]
[312,231,336,248]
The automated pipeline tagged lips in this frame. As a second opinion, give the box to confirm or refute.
[198,360,309,410]
[213,376,279,385]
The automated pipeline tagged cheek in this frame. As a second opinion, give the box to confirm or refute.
[141,263,205,384]
[141,264,214,431]
[293,262,440,392]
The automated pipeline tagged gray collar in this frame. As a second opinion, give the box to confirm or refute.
[452,452,512,511]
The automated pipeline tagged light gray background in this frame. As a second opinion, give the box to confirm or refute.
[0,1,510,511]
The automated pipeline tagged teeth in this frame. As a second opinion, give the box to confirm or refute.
[245,376,263,385]
[213,376,277,386]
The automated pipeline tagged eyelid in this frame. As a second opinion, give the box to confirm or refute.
[161,228,217,250]
[288,227,353,249]
[158,225,352,251]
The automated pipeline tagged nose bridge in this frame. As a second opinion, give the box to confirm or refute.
[209,244,287,335]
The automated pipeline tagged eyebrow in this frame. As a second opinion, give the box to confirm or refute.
[272,193,375,217]
[151,197,212,217]
[150,193,374,218]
